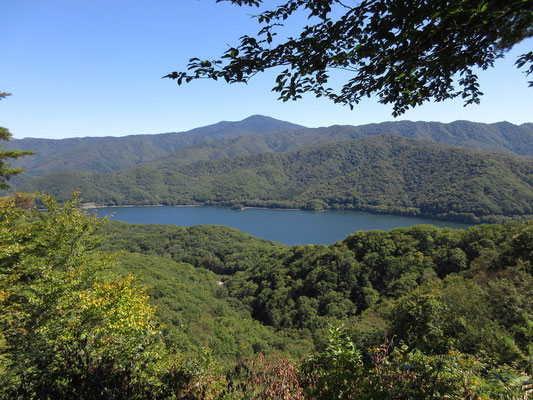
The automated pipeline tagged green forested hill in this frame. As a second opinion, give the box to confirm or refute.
[99,223,302,360]
[7,118,533,188]
[101,221,284,275]
[223,222,533,332]
[22,135,533,222]
[101,216,533,397]
[99,217,533,360]
[5,115,304,182]
[110,252,306,360]
[2,194,532,398]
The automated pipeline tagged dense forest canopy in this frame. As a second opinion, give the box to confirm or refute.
[2,1,533,392]
[2,107,533,397]
[2,194,531,397]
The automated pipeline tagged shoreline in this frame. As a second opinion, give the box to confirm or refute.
[83,203,177,209]
[82,203,302,212]
[239,206,301,211]
[79,202,527,225]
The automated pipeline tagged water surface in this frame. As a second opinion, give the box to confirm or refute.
[95,206,473,246]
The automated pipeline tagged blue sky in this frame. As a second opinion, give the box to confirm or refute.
[1,0,532,139]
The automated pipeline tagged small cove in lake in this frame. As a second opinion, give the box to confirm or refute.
[94,205,473,246]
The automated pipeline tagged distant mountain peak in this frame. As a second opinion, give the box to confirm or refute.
[242,114,275,121]
[186,115,306,136]
[240,114,302,125]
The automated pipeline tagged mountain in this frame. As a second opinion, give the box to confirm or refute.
[21,135,533,223]
[4,115,304,181]
[350,120,533,156]
[6,118,533,187]
[134,120,533,173]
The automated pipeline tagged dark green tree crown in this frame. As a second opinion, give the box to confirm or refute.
[0,92,35,189]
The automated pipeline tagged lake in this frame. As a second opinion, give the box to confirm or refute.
[94,205,473,246]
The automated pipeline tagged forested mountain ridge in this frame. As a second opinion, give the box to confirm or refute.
[21,135,533,223]
[6,118,533,188]
[349,120,533,156]
[4,115,304,180]
[132,120,533,176]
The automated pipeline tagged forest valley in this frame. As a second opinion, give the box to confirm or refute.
[1,193,532,399]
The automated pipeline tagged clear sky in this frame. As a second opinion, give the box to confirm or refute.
[1,0,532,139]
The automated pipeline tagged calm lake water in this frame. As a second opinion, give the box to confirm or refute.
[94,206,473,246]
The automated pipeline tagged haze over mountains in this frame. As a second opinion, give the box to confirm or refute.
[7,115,533,223]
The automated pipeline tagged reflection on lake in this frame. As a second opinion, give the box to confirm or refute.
[94,206,473,246]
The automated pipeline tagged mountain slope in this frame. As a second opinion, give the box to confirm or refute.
[353,120,533,156]
[7,119,533,187]
[5,115,304,180]
[22,135,533,223]
[137,120,533,174]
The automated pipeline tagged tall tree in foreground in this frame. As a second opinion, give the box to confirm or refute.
[166,0,533,115]
[0,92,35,189]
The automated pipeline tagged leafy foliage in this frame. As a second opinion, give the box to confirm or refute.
[0,195,176,398]
[302,328,524,399]
[1,191,532,397]
[167,0,533,115]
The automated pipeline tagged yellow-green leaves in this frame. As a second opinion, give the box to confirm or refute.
[80,274,157,336]
[0,194,172,398]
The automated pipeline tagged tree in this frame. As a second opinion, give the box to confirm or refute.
[0,92,35,189]
[0,194,177,398]
[165,0,533,116]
